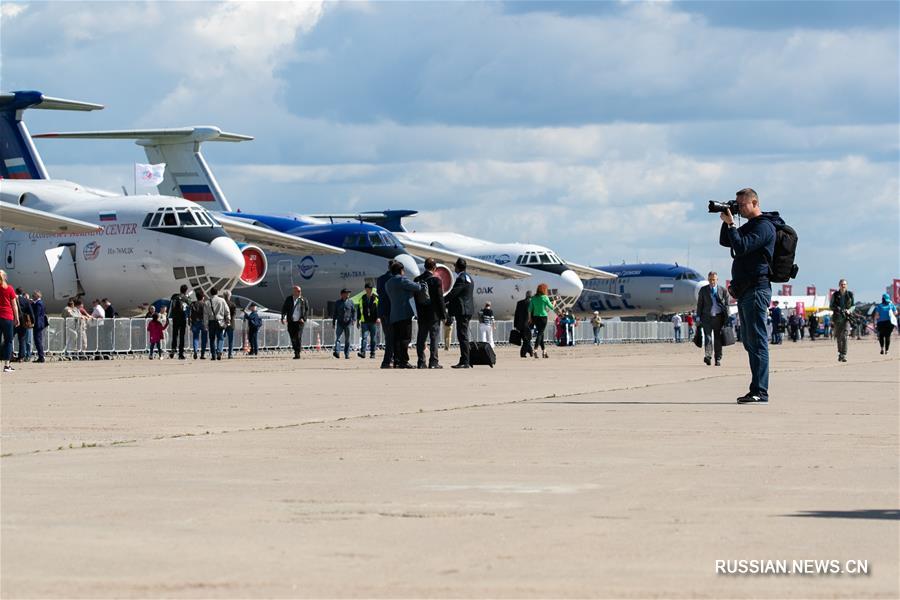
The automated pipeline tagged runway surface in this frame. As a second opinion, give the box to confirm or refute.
[2,339,898,598]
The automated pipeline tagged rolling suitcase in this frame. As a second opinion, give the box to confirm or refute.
[468,341,496,368]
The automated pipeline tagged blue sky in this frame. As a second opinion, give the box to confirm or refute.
[2,0,897,300]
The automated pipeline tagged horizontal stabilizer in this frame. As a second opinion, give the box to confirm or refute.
[217,215,345,256]
[308,210,418,232]
[401,239,530,280]
[0,202,102,234]
[35,126,252,144]
[0,91,104,112]
[566,262,617,280]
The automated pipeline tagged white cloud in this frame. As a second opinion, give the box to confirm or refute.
[0,2,27,19]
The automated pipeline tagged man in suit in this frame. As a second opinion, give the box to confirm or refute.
[696,271,729,366]
[31,290,47,363]
[376,260,396,369]
[444,257,475,369]
[414,257,447,369]
[280,285,309,359]
[385,261,425,369]
[513,290,534,358]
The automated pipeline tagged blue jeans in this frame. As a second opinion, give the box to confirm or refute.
[248,326,259,355]
[191,321,207,355]
[674,326,682,342]
[209,322,224,357]
[737,286,771,398]
[224,327,234,357]
[334,322,351,356]
[360,322,377,355]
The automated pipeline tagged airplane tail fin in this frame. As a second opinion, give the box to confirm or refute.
[33,126,252,212]
[0,90,103,180]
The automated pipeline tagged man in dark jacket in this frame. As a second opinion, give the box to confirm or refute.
[514,290,534,358]
[376,260,396,369]
[31,290,47,363]
[281,285,310,359]
[696,271,729,366]
[829,279,855,362]
[332,288,357,359]
[385,261,424,369]
[357,283,379,359]
[719,188,778,404]
[14,288,34,362]
[414,257,447,369]
[444,257,475,368]
[168,285,190,359]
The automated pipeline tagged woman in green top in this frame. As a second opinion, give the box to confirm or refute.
[528,283,555,358]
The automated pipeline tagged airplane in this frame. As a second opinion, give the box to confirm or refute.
[306,210,617,319]
[574,263,705,319]
[1,91,343,314]
[34,127,529,315]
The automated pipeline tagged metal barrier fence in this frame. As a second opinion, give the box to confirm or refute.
[29,317,677,357]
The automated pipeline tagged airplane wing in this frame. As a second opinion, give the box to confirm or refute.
[0,202,102,234]
[566,262,618,280]
[400,239,530,279]
[579,288,623,297]
[216,215,345,255]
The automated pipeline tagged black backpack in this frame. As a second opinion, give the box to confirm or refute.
[415,277,431,306]
[767,221,799,283]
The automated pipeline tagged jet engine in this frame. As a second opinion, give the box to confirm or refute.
[433,264,456,295]
[236,243,268,287]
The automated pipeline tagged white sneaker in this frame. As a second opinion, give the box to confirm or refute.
[3,365,14,373]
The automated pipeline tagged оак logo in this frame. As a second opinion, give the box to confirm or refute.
[298,255,318,280]
[83,242,101,261]
[495,254,511,265]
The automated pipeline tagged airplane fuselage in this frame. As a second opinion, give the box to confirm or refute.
[574,263,704,319]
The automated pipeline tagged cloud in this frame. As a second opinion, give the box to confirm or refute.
[0,2,27,20]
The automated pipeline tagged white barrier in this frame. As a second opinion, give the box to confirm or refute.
[31,317,678,358]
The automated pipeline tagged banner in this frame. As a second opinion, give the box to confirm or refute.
[795,301,805,314]
[806,285,816,296]
[135,163,166,187]
[828,288,837,301]
[893,279,900,304]
[782,284,792,296]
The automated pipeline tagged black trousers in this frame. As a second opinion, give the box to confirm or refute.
[416,318,440,365]
[392,319,413,366]
[170,319,187,357]
[455,316,471,365]
[877,321,894,351]
[532,316,548,351]
[34,326,45,360]
[380,319,394,367]
[287,321,304,354]
[518,326,534,357]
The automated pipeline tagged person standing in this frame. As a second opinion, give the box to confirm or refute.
[385,261,424,369]
[590,311,604,345]
[31,290,47,363]
[245,303,263,356]
[685,312,695,340]
[146,312,168,359]
[222,290,238,359]
[376,260,396,369]
[15,288,34,362]
[444,258,475,369]
[671,313,682,343]
[514,290,534,358]
[770,301,783,344]
[696,271,728,365]
[808,313,819,341]
[477,302,496,348]
[189,289,208,359]
[168,284,190,359]
[332,288,357,359]
[829,279,855,362]
[872,293,898,355]
[207,287,230,361]
[442,318,453,352]
[280,285,309,359]
[357,283,379,359]
[0,271,20,373]
[823,313,832,338]
[414,258,447,368]
[788,311,800,342]
[528,283,554,359]
[719,188,778,404]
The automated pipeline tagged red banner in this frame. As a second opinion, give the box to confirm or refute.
[893,279,900,304]
[828,288,837,301]
[795,301,805,314]
[782,284,792,296]
[806,285,816,296]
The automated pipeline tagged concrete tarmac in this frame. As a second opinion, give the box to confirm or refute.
[1,339,898,598]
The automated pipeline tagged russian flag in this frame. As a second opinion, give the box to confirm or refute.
[99,211,117,222]
[660,284,674,294]
[180,184,215,202]
[4,158,31,180]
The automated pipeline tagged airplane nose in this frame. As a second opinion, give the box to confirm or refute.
[209,235,246,281]
[394,253,420,278]
[559,269,584,299]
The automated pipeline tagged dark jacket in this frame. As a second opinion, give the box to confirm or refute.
[104,304,117,319]
[169,293,189,322]
[332,297,357,327]
[514,297,530,331]
[386,275,423,324]
[719,212,780,298]
[32,298,48,330]
[245,311,263,330]
[830,290,855,325]
[696,284,728,324]
[189,299,208,328]
[281,294,310,323]
[17,295,34,329]
[413,270,447,323]
[358,293,379,324]
[445,271,474,318]
[375,271,392,320]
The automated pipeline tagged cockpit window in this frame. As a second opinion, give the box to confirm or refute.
[142,206,219,230]
[177,209,197,226]
[163,211,178,227]
[369,233,384,247]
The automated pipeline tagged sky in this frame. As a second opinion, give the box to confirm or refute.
[2,0,898,301]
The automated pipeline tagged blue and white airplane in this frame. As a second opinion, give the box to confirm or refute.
[574,263,705,319]
[35,127,528,314]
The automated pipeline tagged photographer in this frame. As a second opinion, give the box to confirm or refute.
[717,188,782,404]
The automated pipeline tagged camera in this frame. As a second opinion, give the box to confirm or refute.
[708,200,739,214]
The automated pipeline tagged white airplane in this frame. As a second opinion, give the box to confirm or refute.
[311,210,617,318]
[0,91,343,314]
[33,127,529,315]
[574,263,705,320]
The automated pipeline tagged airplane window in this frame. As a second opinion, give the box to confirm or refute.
[150,213,163,228]
[516,256,524,265]
[206,212,221,226]
[342,235,358,248]
[527,254,540,265]
[163,212,178,227]
[196,212,211,226]
[178,210,198,226]
[142,214,153,227]
[382,233,399,247]
[369,233,384,247]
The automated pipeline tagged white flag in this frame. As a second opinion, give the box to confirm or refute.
[135,162,166,187]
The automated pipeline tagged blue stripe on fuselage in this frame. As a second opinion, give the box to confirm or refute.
[223,213,405,253]
[591,263,699,279]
